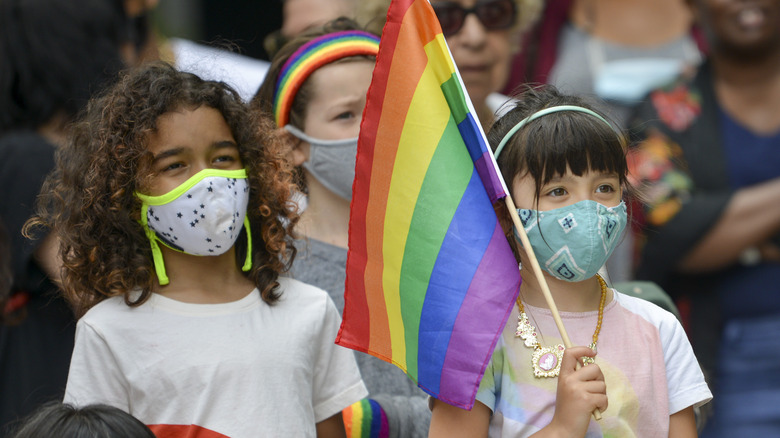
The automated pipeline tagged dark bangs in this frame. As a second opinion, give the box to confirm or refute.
[524,112,627,187]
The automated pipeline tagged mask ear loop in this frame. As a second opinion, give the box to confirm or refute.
[241,216,252,272]
[139,204,171,286]
[145,218,251,284]
[147,230,170,286]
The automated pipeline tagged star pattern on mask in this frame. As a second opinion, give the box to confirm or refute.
[146,176,247,255]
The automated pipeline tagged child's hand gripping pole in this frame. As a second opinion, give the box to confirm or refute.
[503,195,603,421]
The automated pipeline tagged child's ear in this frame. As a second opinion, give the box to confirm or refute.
[276,127,308,166]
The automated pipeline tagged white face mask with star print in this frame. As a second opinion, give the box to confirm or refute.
[136,168,252,284]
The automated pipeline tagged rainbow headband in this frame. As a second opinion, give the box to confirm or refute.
[273,30,380,127]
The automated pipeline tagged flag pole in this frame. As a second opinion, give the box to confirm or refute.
[503,194,603,421]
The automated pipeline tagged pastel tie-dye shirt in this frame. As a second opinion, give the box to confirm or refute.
[476,290,711,437]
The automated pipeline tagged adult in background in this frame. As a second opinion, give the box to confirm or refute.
[502,0,706,284]
[357,0,543,130]
[432,0,543,128]
[506,0,704,127]
[628,0,780,435]
[0,0,133,434]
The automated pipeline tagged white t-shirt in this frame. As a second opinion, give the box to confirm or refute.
[476,290,712,437]
[64,277,367,437]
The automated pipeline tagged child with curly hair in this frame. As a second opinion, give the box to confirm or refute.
[29,62,367,437]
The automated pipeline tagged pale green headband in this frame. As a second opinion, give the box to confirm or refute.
[493,105,614,158]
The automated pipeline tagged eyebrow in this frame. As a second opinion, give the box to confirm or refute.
[328,95,363,109]
[151,147,185,163]
[212,140,239,151]
[151,141,239,163]
[544,171,619,184]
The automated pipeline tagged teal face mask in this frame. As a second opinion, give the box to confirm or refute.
[514,200,627,282]
[135,168,252,285]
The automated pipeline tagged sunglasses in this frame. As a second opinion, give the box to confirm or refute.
[432,0,517,37]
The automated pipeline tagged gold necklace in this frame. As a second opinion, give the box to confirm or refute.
[514,274,607,378]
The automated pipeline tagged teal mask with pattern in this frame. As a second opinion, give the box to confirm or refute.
[514,200,627,282]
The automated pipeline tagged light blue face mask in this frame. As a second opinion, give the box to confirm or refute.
[594,58,685,104]
[514,200,627,282]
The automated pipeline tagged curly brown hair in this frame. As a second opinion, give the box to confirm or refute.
[28,62,299,317]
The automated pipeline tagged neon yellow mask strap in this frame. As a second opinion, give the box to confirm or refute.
[242,216,252,272]
[143,217,171,285]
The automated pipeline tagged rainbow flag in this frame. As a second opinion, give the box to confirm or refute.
[336,0,521,409]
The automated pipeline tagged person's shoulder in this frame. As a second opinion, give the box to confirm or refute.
[275,277,342,330]
[612,290,680,328]
[78,293,144,327]
[276,276,332,307]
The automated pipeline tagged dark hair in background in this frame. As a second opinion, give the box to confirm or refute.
[251,17,376,130]
[0,0,130,133]
[488,84,632,207]
[27,62,299,316]
[10,402,155,438]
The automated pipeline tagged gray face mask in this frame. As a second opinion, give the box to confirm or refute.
[285,125,358,201]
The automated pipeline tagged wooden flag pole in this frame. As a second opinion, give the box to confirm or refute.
[503,194,603,421]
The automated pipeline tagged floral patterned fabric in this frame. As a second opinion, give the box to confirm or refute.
[627,59,733,375]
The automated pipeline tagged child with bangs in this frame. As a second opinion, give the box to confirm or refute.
[429,86,711,437]
[28,62,367,438]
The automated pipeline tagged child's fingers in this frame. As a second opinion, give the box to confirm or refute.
[584,390,609,414]
[559,347,608,414]
[551,347,609,434]
[583,380,609,411]
[575,361,605,381]
[559,346,595,375]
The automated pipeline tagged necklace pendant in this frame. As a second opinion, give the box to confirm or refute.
[515,312,538,348]
[532,344,565,378]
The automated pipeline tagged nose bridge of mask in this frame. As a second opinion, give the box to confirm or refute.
[529,201,599,250]
[135,168,249,208]
[284,124,359,148]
